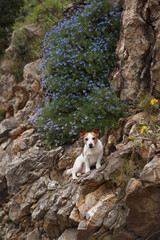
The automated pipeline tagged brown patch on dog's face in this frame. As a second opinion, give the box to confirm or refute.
[83,132,98,148]
[83,132,89,145]
[80,130,99,148]
[80,130,87,138]
[90,132,98,144]
[92,128,99,136]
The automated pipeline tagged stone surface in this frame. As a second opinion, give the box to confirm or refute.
[5,24,42,60]
[125,178,160,239]
[58,228,77,240]
[113,0,160,100]
[140,155,160,183]
[0,1,160,240]
[58,141,83,170]
[26,228,41,240]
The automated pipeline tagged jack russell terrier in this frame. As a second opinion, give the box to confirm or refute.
[66,128,103,179]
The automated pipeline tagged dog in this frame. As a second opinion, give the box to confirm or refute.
[66,128,103,179]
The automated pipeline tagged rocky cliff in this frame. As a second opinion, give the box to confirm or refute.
[0,1,160,240]
[112,0,160,101]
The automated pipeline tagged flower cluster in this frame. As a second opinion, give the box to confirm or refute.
[150,98,158,106]
[32,0,128,145]
[140,125,147,134]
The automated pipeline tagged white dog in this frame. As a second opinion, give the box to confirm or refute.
[66,129,103,179]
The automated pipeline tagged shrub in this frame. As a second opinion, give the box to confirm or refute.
[30,0,70,28]
[14,0,71,30]
[14,0,38,28]
[12,61,25,83]
[0,0,25,56]
[111,157,135,188]
[137,93,159,115]
[32,0,128,145]
[8,28,43,82]
[13,29,30,59]
[13,28,42,61]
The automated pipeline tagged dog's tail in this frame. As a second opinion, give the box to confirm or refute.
[65,168,73,176]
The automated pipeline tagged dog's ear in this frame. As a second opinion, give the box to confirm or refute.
[92,128,100,136]
[80,130,87,138]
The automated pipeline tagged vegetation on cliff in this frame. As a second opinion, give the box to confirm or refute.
[32,0,128,145]
[0,0,24,56]
[0,0,70,57]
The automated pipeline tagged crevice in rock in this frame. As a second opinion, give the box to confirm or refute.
[140,4,156,96]
[0,175,8,205]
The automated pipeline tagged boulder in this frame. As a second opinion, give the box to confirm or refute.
[140,155,160,183]
[58,228,77,240]
[6,147,62,195]
[112,0,160,100]
[125,178,160,239]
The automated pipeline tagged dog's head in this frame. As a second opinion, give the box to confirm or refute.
[80,129,100,148]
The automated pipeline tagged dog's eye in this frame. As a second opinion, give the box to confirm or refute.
[92,137,96,140]
[85,138,88,141]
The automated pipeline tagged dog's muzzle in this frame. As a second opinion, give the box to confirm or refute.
[89,143,94,148]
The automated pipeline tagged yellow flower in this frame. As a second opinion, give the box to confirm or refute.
[141,126,147,133]
[129,135,133,140]
[150,98,158,105]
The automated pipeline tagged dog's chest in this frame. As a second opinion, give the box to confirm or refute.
[84,147,100,165]
[87,153,99,166]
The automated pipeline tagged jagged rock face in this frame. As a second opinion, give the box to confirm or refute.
[0,89,160,240]
[0,1,160,240]
[113,0,160,100]
[0,59,42,120]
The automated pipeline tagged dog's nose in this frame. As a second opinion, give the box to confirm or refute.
[89,143,93,148]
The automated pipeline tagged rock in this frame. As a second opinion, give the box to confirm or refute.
[79,166,105,187]
[0,75,15,112]
[0,149,9,164]
[1,0,160,239]
[11,128,37,155]
[58,141,82,170]
[10,125,26,140]
[140,155,160,183]
[85,192,116,225]
[69,207,81,225]
[103,209,118,229]
[58,228,77,240]
[8,176,49,223]
[43,206,59,238]
[122,112,144,144]
[113,226,137,240]
[113,0,160,100]
[5,24,42,60]
[57,202,74,227]
[26,228,41,240]
[47,181,59,190]
[76,184,107,218]
[11,86,29,114]
[104,118,126,155]
[0,117,19,143]
[149,1,160,97]
[22,59,42,99]
[31,193,50,222]
[0,173,8,205]
[6,147,61,195]
[125,178,160,239]
[77,186,117,239]
[103,142,134,180]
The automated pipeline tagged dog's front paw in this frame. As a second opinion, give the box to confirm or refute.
[72,173,78,180]
[96,164,101,169]
[72,176,78,180]
[85,168,90,173]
